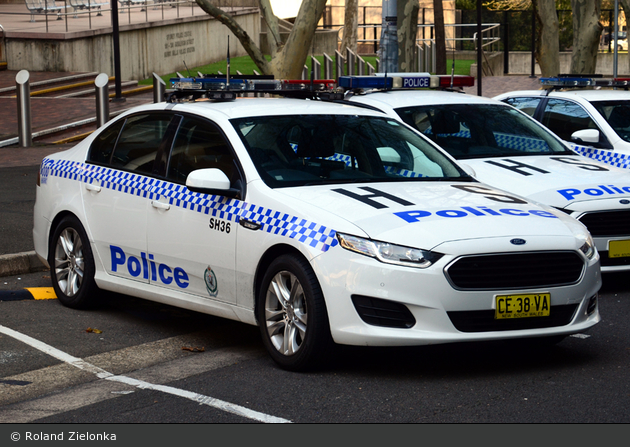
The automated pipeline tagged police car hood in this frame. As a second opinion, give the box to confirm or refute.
[274,181,584,250]
[460,155,630,209]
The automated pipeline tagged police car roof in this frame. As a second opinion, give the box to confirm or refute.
[173,96,388,120]
[349,89,508,109]
[494,89,630,101]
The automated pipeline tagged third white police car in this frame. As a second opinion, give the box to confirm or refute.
[494,76,630,169]
[341,74,630,272]
[33,77,600,371]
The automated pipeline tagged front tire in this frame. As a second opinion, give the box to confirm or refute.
[49,215,99,309]
[256,254,333,371]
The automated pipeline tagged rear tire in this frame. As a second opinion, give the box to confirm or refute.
[49,215,99,309]
[256,254,333,371]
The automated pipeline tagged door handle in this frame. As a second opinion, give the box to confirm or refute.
[85,183,101,193]
[151,200,170,211]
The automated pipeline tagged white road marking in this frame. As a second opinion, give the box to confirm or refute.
[0,324,291,423]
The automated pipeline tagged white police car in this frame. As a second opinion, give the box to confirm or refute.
[33,78,600,371]
[342,74,630,273]
[494,76,630,169]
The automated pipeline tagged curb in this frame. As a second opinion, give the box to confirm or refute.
[0,251,48,277]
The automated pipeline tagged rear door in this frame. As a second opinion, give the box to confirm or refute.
[82,112,177,283]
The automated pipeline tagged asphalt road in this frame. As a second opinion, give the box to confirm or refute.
[0,165,40,256]
[1,270,629,424]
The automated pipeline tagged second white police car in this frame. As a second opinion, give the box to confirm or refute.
[34,78,600,371]
[341,74,630,272]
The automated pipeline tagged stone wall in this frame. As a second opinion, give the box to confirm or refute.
[4,9,259,79]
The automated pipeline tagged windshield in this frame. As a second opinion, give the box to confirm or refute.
[231,114,467,188]
[395,104,574,159]
[591,100,630,143]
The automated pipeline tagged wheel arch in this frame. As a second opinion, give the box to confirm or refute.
[48,211,83,255]
[252,243,314,325]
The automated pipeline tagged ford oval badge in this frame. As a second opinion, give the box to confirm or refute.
[621,199,630,205]
[510,238,527,246]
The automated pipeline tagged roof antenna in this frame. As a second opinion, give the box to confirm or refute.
[450,41,455,88]
[183,61,192,79]
[226,35,230,89]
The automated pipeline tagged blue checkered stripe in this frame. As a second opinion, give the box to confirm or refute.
[571,145,630,169]
[236,204,338,252]
[495,133,551,152]
[43,159,339,253]
[291,146,424,178]
[40,159,84,184]
[426,129,551,152]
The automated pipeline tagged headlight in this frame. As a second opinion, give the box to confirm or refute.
[336,233,443,268]
[579,233,597,260]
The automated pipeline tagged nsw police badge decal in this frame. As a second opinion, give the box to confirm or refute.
[204,266,218,297]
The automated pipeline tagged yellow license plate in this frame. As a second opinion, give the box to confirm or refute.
[495,293,551,319]
[609,240,630,258]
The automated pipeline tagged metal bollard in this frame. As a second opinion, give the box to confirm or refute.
[323,53,333,80]
[16,70,32,148]
[153,73,165,103]
[346,48,356,76]
[95,73,110,128]
[335,50,345,80]
[357,55,366,75]
[310,56,321,80]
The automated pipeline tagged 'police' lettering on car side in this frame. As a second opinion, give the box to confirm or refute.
[110,245,189,288]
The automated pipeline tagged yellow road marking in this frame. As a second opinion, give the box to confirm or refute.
[25,288,57,300]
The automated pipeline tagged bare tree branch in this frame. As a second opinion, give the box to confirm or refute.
[195,0,271,74]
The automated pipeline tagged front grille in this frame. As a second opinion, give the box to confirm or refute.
[599,251,630,267]
[445,252,584,290]
[352,295,416,329]
[448,304,578,332]
[578,210,630,237]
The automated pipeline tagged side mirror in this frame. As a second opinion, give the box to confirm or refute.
[571,129,600,144]
[186,168,240,198]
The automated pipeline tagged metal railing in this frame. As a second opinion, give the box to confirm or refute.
[2,0,205,33]
[335,22,501,56]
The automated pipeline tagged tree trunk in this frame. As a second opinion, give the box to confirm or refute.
[340,0,358,55]
[570,0,603,74]
[195,0,327,79]
[260,0,281,58]
[534,0,560,77]
[397,0,420,72]
[433,0,447,74]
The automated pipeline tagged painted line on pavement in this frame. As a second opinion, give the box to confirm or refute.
[0,324,290,423]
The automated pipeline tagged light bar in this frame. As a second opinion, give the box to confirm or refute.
[167,75,341,103]
[339,76,393,89]
[436,75,475,88]
[283,79,337,91]
[339,73,474,91]
[541,77,630,88]
[170,77,247,91]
